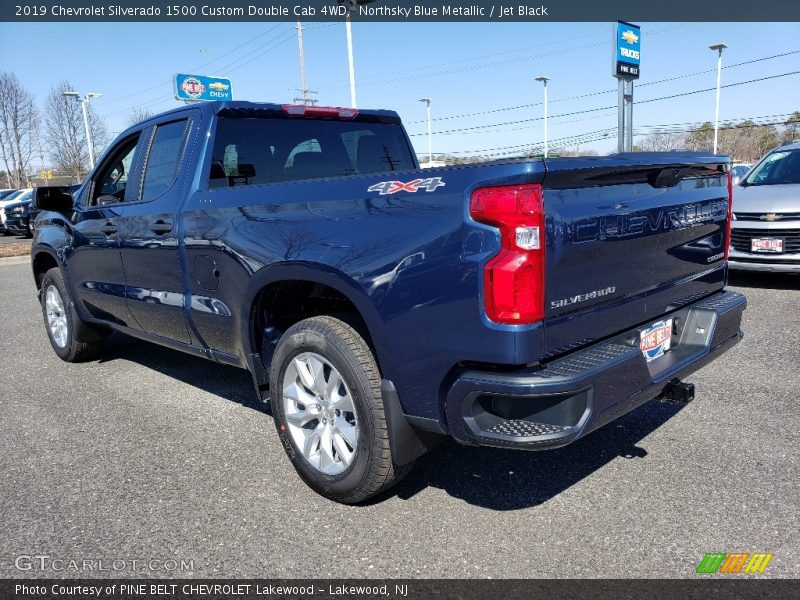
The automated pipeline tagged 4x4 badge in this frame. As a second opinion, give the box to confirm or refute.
[368,177,445,195]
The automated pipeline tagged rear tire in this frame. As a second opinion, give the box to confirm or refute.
[270,315,413,504]
[40,268,106,362]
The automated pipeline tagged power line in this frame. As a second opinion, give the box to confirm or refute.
[441,114,796,158]
[99,25,298,119]
[407,70,800,137]
[97,24,288,107]
[316,23,693,92]
[406,49,800,126]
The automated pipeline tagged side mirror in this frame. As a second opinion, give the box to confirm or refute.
[34,186,74,213]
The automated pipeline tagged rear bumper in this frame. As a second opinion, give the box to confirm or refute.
[445,290,746,450]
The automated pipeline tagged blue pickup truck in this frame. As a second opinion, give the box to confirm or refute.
[32,101,746,503]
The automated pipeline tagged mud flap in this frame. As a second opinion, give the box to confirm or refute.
[381,379,441,466]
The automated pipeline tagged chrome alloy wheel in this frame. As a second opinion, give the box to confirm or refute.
[45,285,68,348]
[282,352,359,475]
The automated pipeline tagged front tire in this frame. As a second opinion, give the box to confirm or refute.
[40,268,105,362]
[270,316,412,504]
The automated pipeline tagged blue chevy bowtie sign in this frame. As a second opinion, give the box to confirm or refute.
[613,21,640,79]
[174,73,233,102]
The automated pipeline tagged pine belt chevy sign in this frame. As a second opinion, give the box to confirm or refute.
[613,21,640,79]
[174,73,233,102]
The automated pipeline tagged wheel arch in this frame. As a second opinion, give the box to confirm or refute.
[31,245,63,290]
[240,262,393,385]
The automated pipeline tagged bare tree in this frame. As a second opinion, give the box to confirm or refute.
[635,132,686,153]
[782,111,800,143]
[125,107,155,127]
[556,147,600,157]
[0,72,39,188]
[44,81,109,180]
[684,122,714,152]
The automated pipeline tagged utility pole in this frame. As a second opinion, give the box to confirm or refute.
[709,43,728,154]
[418,98,432,165]
[63,90,102,169]
[293,19,318,105]
[535,76,550,158]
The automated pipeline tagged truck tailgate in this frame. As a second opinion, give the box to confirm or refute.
[541,155,730,358]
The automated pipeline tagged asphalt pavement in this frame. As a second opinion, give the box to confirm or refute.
[0,233,31,246]
[0,262,797,578]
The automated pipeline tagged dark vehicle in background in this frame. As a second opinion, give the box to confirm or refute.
[730,141,800,273]
[31,101,745,503]
[0,189,18,200]
[3,188,34,236]
[1,188,27,234]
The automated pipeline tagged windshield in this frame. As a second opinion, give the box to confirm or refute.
[744,149,800,186]
[731,165,750,178]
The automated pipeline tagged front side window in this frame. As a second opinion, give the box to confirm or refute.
[744,149,800,186]
[90,133,141,206]
[141,120,189,201]
[209,117,415,189]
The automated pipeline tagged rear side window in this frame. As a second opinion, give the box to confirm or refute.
[209,117,415,189]
[141,120,189,201]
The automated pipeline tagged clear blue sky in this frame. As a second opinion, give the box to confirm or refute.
[1,21,798,157]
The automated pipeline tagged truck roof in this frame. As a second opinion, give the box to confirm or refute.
[127,100,402,130]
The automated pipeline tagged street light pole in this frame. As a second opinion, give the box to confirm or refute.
[345,12,357,108]
[418,98,432,165]
[535,76,550,158]
[63,91,102,169]
[709,43,727,154]
[78,100,94,167]
[342,0,377,109]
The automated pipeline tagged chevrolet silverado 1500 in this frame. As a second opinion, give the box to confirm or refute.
[32,101,746,503]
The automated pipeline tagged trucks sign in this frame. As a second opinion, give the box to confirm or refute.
[174,73,233,102]
[613,21,640,80]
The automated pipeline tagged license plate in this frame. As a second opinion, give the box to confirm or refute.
[751,237,784,253]
[640,319,673,362]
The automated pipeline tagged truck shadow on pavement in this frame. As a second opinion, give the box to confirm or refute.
[99,334,270,414]
[99,333,685,510]
[389,400,683,509]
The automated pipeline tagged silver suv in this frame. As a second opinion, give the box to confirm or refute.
[729,141,800,273]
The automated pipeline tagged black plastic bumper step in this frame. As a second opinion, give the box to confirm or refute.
[485,420,569,438]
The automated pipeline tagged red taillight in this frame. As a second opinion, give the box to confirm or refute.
[281,104,358,119]
[470,184,545,325]
[725,170,733,261]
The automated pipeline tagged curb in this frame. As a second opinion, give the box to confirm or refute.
[0,255,31,266]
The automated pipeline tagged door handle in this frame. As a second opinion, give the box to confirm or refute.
[150,220,173,235]
[99,223,118,235]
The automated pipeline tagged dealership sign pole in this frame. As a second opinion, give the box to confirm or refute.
[613,21,640,152]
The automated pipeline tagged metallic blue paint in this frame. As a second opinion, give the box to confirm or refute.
[31,101,739,438]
